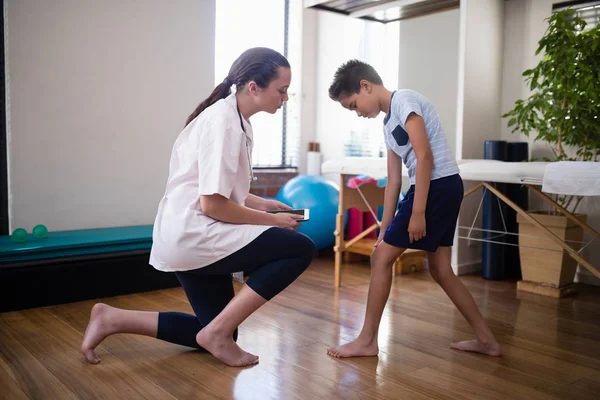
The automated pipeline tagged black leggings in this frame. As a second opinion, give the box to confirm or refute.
[156,227,315,349]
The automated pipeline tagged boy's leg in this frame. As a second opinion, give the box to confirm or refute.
[328,241,405,358]
[427,246,501,356]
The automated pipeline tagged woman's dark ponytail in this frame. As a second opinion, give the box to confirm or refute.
[185,47,290,127]
[185,77,232,127]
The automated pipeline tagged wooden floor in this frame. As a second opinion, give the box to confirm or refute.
[2,258,600,399]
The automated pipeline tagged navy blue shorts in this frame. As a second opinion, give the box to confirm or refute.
[383,173,463,252]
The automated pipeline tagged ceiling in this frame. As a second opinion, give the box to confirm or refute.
[303,0,460,24]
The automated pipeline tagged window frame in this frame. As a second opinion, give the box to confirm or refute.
[254,0,298,170]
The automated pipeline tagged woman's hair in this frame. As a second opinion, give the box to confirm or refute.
[328,59,383,101]
[185,47,290,126]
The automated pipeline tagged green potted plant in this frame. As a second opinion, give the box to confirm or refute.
[502,9,599,292]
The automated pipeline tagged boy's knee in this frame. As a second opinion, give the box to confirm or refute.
[429,262,454,282]
[370,247,395,270]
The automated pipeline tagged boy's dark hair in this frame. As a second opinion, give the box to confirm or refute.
[328,60,383,101]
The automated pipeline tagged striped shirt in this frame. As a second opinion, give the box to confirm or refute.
[383,89,458,185]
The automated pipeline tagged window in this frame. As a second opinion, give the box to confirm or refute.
[215,0,301,168]
[554,1,600,30]
[342,19,399,158]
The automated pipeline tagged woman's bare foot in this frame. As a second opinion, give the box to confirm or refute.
[81,303,118,364]
[327,336,379,358]
[196,328,258,367]
[450,339,502,356]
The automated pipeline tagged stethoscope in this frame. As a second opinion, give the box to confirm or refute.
[237,105,257,182]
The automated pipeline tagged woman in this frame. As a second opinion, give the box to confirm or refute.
[81,48,315,367]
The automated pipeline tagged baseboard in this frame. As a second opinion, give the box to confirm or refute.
[575,268,600,287]
[455,260,481,276]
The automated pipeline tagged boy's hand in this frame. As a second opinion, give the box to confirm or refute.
[374,231,385,248]
[408,212,426,243]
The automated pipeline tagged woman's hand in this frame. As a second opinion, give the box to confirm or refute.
[272,213,303,230]
[263,199,292,212]
[245,194,291,212]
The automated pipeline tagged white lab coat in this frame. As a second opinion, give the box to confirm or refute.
[149,93,272,272]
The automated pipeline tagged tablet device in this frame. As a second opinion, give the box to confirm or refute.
[266,208,310,222]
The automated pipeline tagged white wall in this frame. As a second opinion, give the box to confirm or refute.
[454,0,505,273]
[500,0,554,152]
[314,10,357,173]
[6,0,216,232]
[397,9,460,158]
[456,0,504,160]
[298,9,319,175]
[500,0,600,285]
[309,8,459,183]
[313,10,390,181]
[500,0,530,144]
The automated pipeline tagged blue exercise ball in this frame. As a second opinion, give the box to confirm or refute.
[276,175,339,250]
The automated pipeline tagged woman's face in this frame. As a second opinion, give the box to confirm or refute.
[252,67,291,114]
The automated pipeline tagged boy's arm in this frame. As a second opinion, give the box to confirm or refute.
[405,112,433,242]
[375,149,403,246]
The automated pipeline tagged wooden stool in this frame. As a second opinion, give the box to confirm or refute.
[333,176,430,286]
[341,237,426,276]
[394,249,426,275]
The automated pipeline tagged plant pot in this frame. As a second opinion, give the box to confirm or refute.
[516,211,586,289]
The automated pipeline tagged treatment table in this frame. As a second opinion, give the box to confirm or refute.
[322,158,600,292]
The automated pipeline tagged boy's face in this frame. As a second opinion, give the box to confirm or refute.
[339,80,381,119]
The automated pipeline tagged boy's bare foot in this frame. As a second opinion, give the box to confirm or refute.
[450,339,502,356]
[327,337,379,358]
[196,328,258,367]
[81,303,117,364]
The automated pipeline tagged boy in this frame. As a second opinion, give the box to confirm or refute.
[327,60,501,358]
